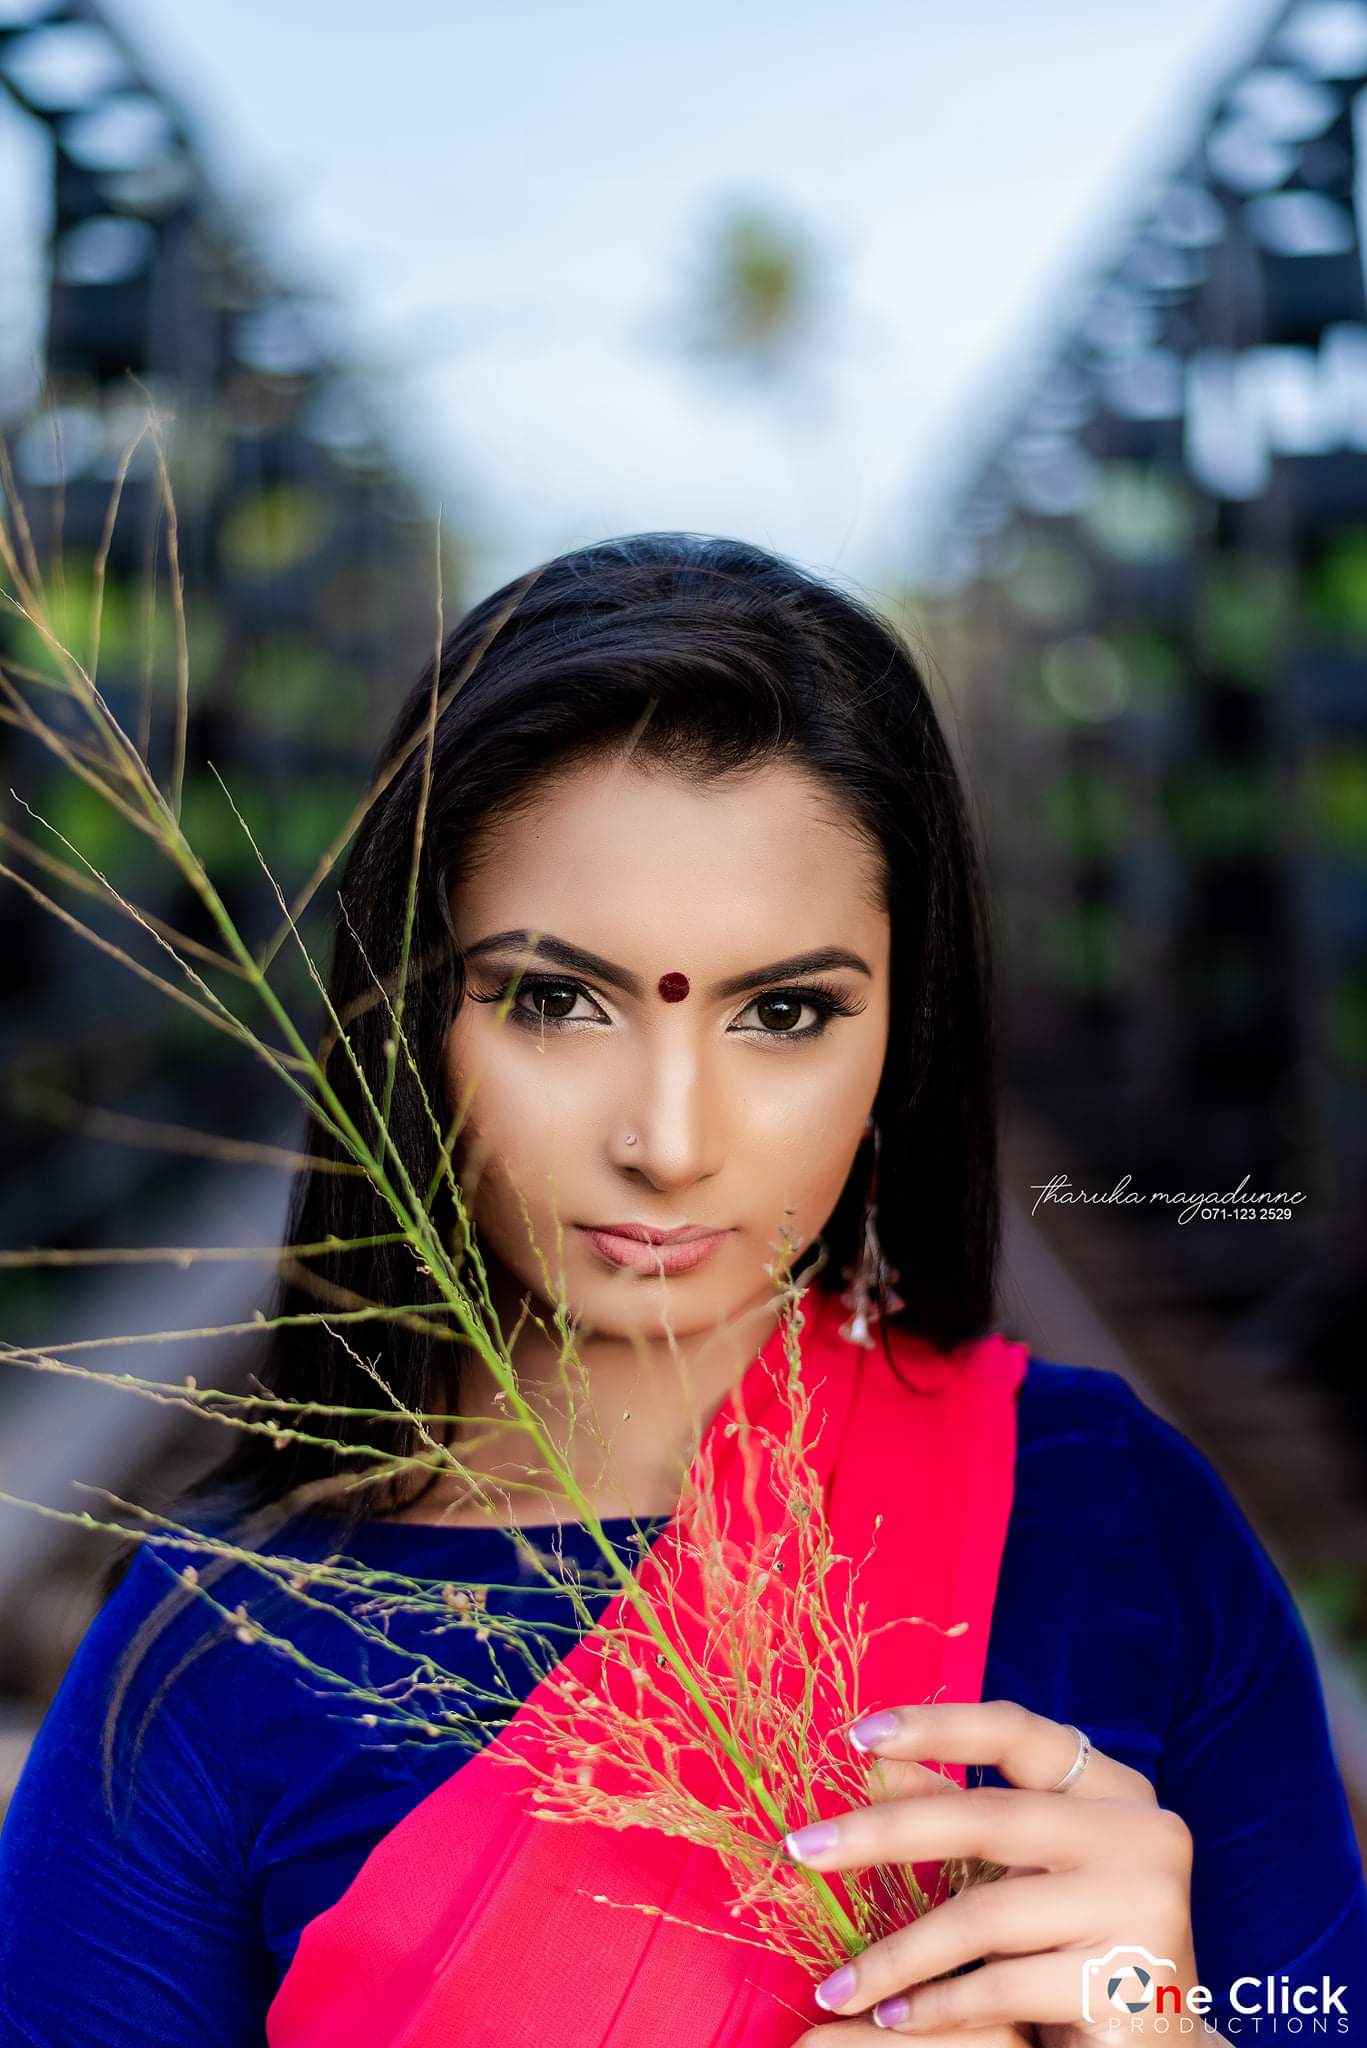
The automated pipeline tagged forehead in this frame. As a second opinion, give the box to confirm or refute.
[454,756,888,956]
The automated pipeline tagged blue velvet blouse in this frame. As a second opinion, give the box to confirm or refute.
[1,1355,1364,2044]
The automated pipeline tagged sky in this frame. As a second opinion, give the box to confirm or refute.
[4,0,1272,604]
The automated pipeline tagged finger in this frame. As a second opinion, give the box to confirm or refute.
[848,1700,1156,1804]
[782,1781,1149,1873]
[792,2026,1032,2046]
[863,1948,1137,2034]
[810,1868,1114,2019]
[863,1755,960,1805]
[861,1760,1019,1895]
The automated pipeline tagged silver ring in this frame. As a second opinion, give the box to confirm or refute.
[624,1133,637,1147]
[1048,1724,1091,1793]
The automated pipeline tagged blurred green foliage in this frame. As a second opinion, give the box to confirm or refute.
[5,558,224,690]
[219,485,338,579]
[1166,763,1276,855]
[1305,529,1367,644]
[1328,965,1367,1072]
[1195,559,1292,686]
[1038,903,1132,995]
[1082,462,1197,563]
[1303,746,1367,857]
[1040,764,1134,860]
[237,633,370,740]
[1002,531,1095,627]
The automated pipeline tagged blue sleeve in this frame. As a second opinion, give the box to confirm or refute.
[1119,1376,1367,2031]
[0,1546,275,2048]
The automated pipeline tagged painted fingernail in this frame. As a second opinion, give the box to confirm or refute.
[783,1820,839,1861]
[872,1995,911,2028]
[849,1710,900,1751]
[814,1964,857,2010]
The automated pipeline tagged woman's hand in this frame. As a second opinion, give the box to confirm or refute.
[784,1699,1200,2044]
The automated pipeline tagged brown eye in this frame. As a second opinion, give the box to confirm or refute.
[466,973,611,1030]
[730,980,867,1044]
[753,992,804,1032]
[528,981,579,1020]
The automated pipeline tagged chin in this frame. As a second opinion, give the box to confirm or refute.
[486,1235,780,1341]
[574,1275,727,1339]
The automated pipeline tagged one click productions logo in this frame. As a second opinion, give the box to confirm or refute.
[1080,1946,1351,2033]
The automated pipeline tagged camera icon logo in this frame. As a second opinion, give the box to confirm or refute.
[1080,1945,1178,2023]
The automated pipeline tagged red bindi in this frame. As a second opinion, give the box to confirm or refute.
[657,971,690,1002]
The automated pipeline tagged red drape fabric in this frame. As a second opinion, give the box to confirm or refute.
[267,1284,1028,2048]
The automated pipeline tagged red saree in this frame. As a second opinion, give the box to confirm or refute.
[267,1283,1029,2048]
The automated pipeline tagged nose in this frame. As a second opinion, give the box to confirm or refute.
[609,1041,722,1192]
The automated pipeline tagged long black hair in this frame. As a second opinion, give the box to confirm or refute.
[97,532,1002,1703]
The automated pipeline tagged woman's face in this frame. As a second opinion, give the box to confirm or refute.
[441,752,891,1340]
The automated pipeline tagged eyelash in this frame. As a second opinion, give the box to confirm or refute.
[466,973,867,1043]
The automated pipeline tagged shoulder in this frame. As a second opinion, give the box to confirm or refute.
[8,1509,361,1830]
[1018,1351,1179,1446]
[12,1536,226,1767]
[59,1527,269,1719]
[1018,1352,1275,1545]
[1010,1353,1209,1536]
[1017,1354,1317,1709]
[5,1533,263,1854]
[2,1512,366,1881]
[1018,1353,1253,1521]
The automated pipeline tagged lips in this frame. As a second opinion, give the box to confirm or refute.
[583,1222,719,1244]
[577,1224,731,1275]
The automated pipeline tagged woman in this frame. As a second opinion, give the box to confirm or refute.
[0,534,1362,2046]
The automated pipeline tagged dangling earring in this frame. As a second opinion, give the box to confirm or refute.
[839,1116,905,1348]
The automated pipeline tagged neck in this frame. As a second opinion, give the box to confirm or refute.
[416,1282,792,1524]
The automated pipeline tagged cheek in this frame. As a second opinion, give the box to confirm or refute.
[746,1043,885,1220]
[757,1121,861,1228]
[440,1024,561,1260]
[442,1013,597,1183]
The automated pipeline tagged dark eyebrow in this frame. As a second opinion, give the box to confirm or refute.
[461,931,872,1001]
[709,947,873,999]
[462,930,646,998]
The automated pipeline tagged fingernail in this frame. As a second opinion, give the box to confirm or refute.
[814,1963,857,2010]
[873,1995,911,2027]
[783,1820,839,1861]
[849,1710,900,1752]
